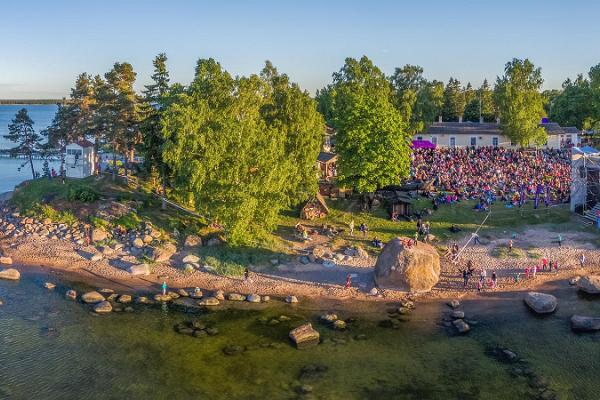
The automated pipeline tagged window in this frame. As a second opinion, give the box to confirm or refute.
[416,136,423,141]
[430,136,437,145]
[449,137,456,147]
[470,137,477,146]
[492,137,498,147]
[67,149,82,156]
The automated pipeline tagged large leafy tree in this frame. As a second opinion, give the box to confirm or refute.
[413,80,445,124]
[390,64,424,133]
[442,77,466,121]
[4,108,42,179]
[548,75,593,129]
[260,60,324,204]
[495,58,546,146]
[162,59,321,245]
[326,56,411,193]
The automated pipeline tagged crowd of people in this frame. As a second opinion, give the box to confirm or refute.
[411,147,571,206]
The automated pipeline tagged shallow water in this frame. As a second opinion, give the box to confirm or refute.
[0,271,599,400]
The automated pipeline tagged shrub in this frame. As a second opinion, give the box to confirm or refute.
[67,186,99,202]
[28,203,78,225]
[113,212,142,230]
[89,216,111,230]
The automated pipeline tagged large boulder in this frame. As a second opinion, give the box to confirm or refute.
[151,243,177,263]
[571,315,600,332]
[524,292,557,314]
[81,291,105,304]
[128,263,151,276]
[289,323,320,349]
[94,301,113,314]
[0,268,20,280]
[91,228,108,243]
[577,275,600,295]
[374,237,440,292]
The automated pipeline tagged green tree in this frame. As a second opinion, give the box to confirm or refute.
[442,77,465,121]
[494,58,546,146]
[4,108,42,179]
[94,62,139,179]
[140,53,171,209]
[327,56,411,193]
[390,64,424,133]
[413,80,445,124]
[315,85,336,126]
[548,75,593,129]
[260,60,325,204]
[463,82,475,108]
[42,103,75,175]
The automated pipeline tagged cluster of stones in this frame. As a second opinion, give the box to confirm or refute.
[298,245,369,266]
[0,212,92,245]
[150,287,280,308]
[174,319,219,338]
[319,312,347,330]
[380,297,416,329]
[445,299,471,334]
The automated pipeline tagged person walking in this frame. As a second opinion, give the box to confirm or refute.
[491,270,498,288]
[345,273,352,289]
[479,268,487,284]
[542,257,548,271]
[580,253,586,268]
[349,219,355,237]
[161,281,168,296]
[477,280,482,292]
[508,239,513,252]
[532,264,537,279]
[557,234,563,247]
[244,267,250,281]
[462,269,469,288]
[525,266,530,279]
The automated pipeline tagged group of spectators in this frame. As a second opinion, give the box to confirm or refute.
[411,147,571,205]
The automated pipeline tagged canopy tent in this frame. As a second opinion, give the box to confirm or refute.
[411,140,436,149]
[573,146,600,155]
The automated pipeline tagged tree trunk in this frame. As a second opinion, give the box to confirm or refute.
[112,145,116,181]
[29,154,35,179]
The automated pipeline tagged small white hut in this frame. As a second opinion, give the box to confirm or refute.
[65,140,96,178]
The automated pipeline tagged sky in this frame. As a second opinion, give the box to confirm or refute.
[1,0,599,98]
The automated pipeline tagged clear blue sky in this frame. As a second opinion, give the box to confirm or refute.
[1,0,598,98]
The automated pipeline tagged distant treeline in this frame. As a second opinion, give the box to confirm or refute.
[0,99,67,105]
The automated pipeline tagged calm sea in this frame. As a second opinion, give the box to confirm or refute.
[0,104,59,193]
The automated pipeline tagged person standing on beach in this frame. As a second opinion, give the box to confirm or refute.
[477,280,482,292]
[479,268,487,284]
[345,274,352,289]
[491,270,498,288]
[508,239,513,252]
[542,257,548,271]
[349,219,354,237]
[525,266,530,279]
[244,267,250,281]
[462,269,469,287]
[580,253,585,268]
[557,234,563,247]
[532,264,537,279]
[162,281,167,296]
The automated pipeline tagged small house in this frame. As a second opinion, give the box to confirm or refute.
[65,140,96,178]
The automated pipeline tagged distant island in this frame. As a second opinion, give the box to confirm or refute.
[0,99,65,105]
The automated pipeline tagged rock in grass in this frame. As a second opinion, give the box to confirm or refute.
[246,294,261,303]
[227,293,245,301]
[320,313,338,323]
[81,291,105,304]
[571,315,600,332]
[0,268,20,280]
[289,323,320,349]
[286,295,299,304]
[577,275,600,295]
[524,292,557,314]
[94,301,113,313]
[333,320,347,330]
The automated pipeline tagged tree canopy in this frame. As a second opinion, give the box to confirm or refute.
[4,108,42,179]
[494,58,546,146]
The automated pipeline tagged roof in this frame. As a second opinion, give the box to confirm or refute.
[421,121,581,136]
[317,152,337,163]
[70,139,94,148]
[573,146,600,155]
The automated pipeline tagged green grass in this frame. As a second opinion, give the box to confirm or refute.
[491,246,525,259]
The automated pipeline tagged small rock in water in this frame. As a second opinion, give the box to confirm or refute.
[320,312,338,323]
[81,291,105,304]
[450,311,465,319]
[447,299,460,309]
[289,323,320,349]
[44,282,56,290]
[571,315,600,332]
[135,296,149,304]
[178,289,190,297]
[286,295,298,304]
[262,295,271,302]
[197,297,220,306]
[0,268,20,281]
[452,319,470,334]
[524,292,557,314]
[0,256,13,265]
[118,294,132,304]
[333,320,347,330]
[65,290,77,300]
[246,294,261,303]
[154,294,171,302]
[94,301,113,314]
[227,293,246,301]
[98,288,115,294]
[569,277,580,285]
[213,290,225,301]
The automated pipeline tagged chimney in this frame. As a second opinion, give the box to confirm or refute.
[438,115,442,123]
[479,116,484,124]
[458,116,463,123]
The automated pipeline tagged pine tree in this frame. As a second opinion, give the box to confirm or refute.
[442,77,466,121]
[4,108,42,179]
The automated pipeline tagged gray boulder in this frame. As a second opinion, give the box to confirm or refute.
[571,315,600,332]
[182,254,200,264]
[246,294,261,303]
[94,301,113,313]
[524,292,557,314]
[152,243,177,263]
[197,297,220,306]
[453,319,470,333]
[577,275,600,295]
[65,290,77,300]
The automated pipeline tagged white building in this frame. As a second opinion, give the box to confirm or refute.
[65,140,96,178]
[414,120,580,149]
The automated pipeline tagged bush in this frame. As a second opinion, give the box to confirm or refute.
[67,186,99,202]
[89,216,111,230]
[28,203,78,225]
[203,255,245,277]
[113,212,142,230]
